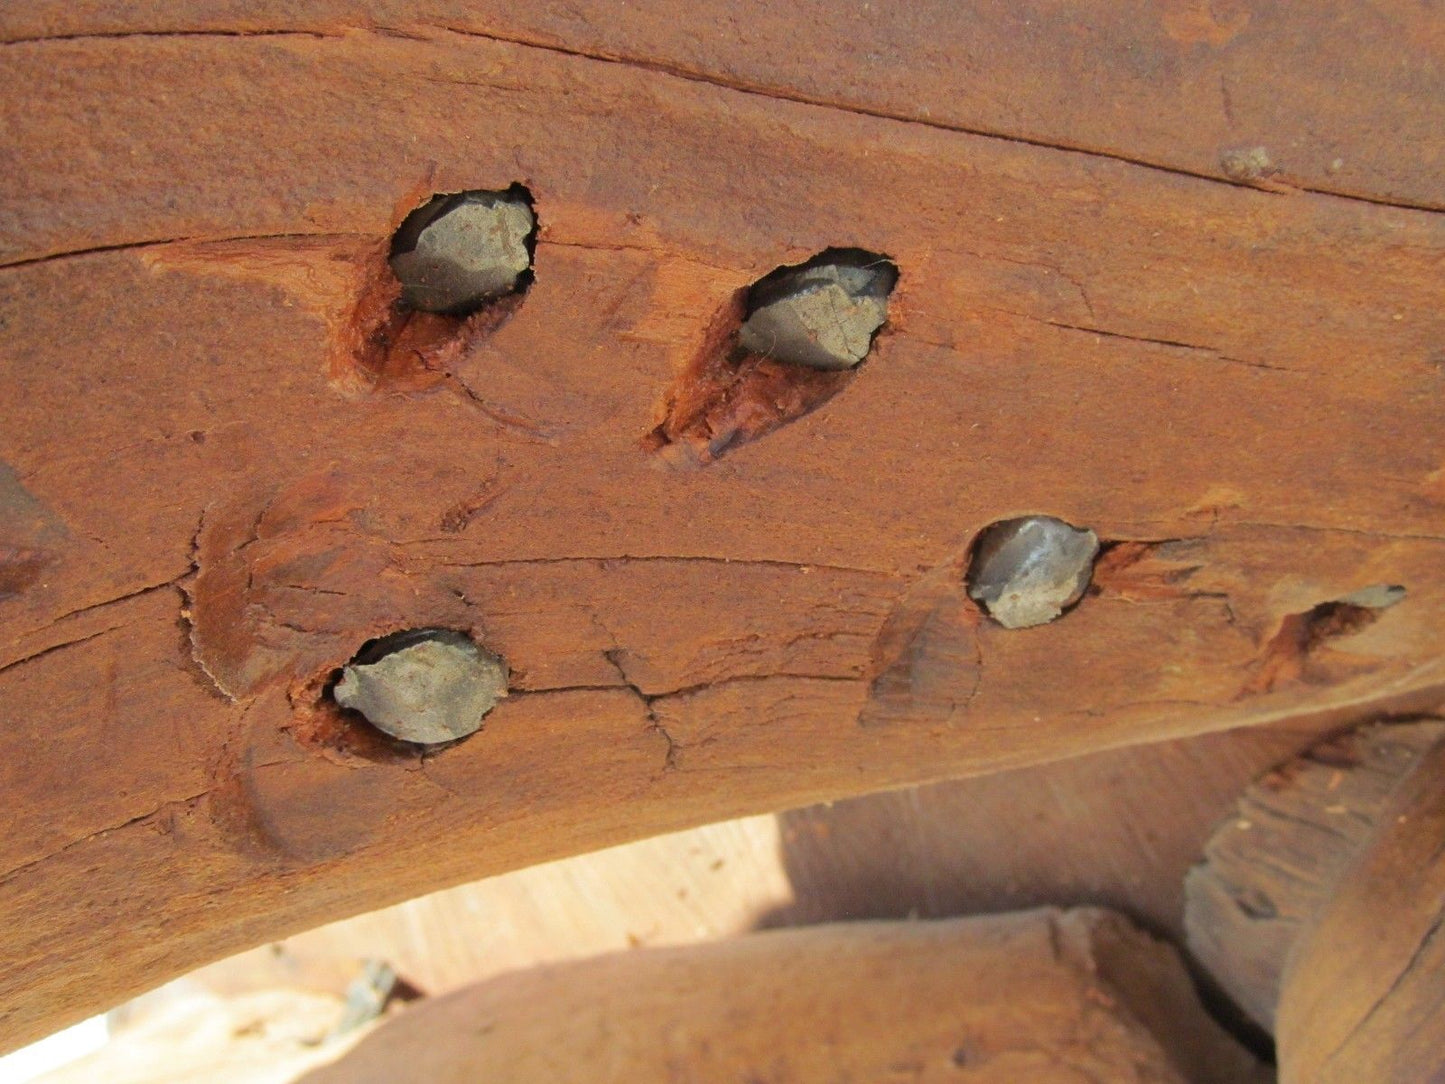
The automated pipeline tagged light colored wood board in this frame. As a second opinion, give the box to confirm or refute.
[1,3,1441,209]
[296,910,1266,1084]
[37,990,376,1084]
[165,815,788,1001]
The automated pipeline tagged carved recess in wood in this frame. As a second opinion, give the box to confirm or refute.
[1242,587,1407,696]
[0,463,65,602]
[860,535,1225,730]
[187,471,456,698]
[645,250,899,465]
[145,183,537,401]
[860,559,983,729]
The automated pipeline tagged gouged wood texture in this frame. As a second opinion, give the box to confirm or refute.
[296,910,1266,1084]
[1,2,1441,210]
[1184,719,1445,1032]
[1277,737,1445,1083]
[0,10,1442,1054]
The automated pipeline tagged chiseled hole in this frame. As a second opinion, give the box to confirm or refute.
[388,185,537,315]
[331,628,508,746]
[338,185,536,393]
[965,516,1100,629]
[645,247,899,463]
[738,248,898,371]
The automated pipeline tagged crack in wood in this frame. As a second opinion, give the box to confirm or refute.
[2,24,1437,218]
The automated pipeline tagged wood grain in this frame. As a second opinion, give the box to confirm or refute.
[129,716,1344,1006]
[2,2,1441,209]
[296,910,1267,1084]
[1184,719,1445,1031]
[0,9,1441,1053]
[769,711,1358,942]
[1276,735,1445,1083]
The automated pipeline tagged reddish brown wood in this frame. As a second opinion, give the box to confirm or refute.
[0,5,1441,1053]
[3,2,1441,210]
[1184,720,1445,1080]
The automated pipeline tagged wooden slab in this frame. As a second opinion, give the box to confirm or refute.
[0,9,1442,1053]
[1276,736,1445,1082]
[126,715,1341,1007]
[1184,719,1445,1031]
[769,710,1357,941]
[2,2,1441,209]
[296,910,1267,1084]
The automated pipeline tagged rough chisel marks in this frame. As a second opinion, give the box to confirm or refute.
[859,560,983,730]
[646,248,897,464]
[1242,584,1407,696]
[341,185,538,394]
